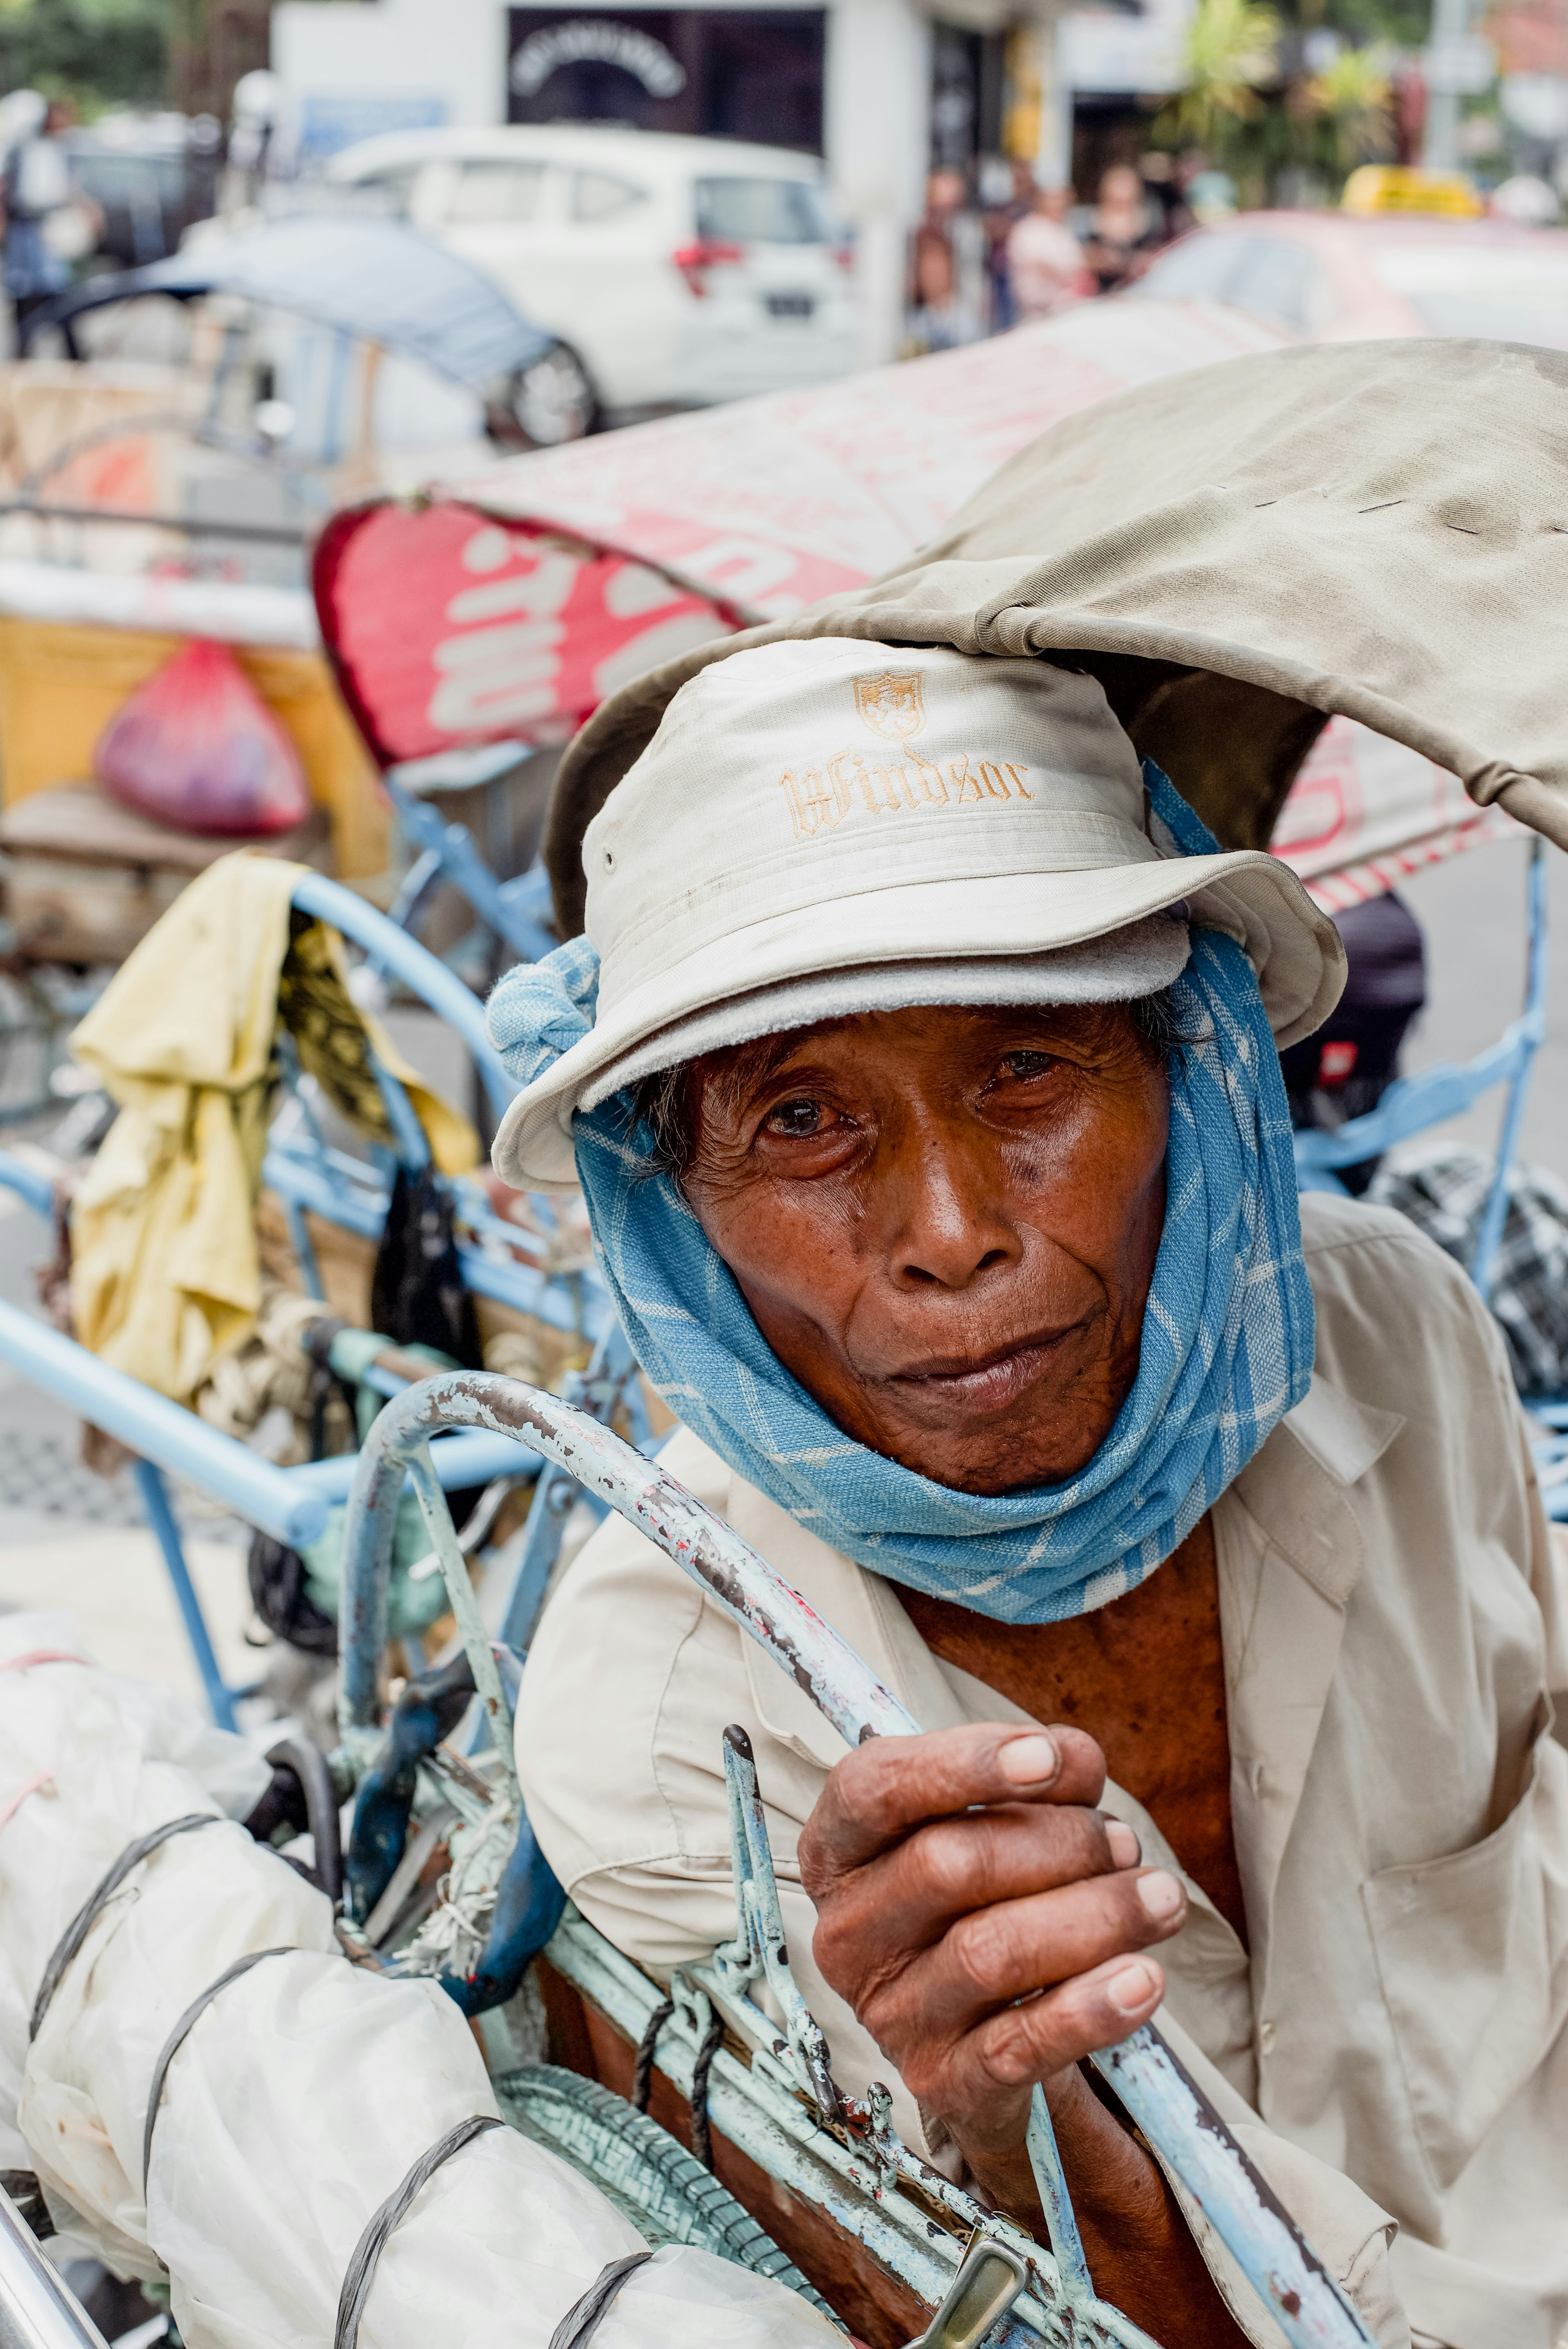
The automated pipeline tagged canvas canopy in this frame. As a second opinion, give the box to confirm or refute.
[313,299,1285,766]
[539,337,1561,931]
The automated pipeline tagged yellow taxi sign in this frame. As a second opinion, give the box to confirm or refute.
[1341,165,1485,218]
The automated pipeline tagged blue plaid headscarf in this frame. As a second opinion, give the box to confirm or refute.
[488,769,1313,1624]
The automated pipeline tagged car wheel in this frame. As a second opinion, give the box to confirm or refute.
[492,342,598,447]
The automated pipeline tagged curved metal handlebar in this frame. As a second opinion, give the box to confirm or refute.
[338,1370,913,1745]
[339,1374,1376,2349]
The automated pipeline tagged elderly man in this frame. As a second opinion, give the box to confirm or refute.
[489,636,1567,2349]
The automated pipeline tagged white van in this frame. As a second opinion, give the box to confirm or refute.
[325,125,860,430]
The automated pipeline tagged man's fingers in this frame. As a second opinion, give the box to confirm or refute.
[851,1865,1186,2053]
[800,1720,1107,1887]
[967,1952,1168,2090]
[887,1950,1170,2116]
[813,1802,1130,1967]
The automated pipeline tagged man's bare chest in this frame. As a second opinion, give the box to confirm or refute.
[898,1516,1248,1942]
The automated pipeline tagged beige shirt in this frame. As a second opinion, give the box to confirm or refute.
[517,1194,1568,2349]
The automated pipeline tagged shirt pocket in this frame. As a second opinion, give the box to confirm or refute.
[1361,1729,1568,2194]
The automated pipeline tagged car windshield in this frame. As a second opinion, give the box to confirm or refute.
[1370,241,1568,347]
[695,176,832,245]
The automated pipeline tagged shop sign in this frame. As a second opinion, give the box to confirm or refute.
[510,20,686,100]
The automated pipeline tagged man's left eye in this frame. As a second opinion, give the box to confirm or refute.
[998,1051,1057,1080]
[764,1096,825,1138]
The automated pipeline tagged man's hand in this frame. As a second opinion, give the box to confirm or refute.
[798,1722,1249,2345]
[798,1720,1177,2158]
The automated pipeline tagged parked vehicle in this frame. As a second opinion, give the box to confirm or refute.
[63,110,223,267]
[1131,210,1568,348]
[324,125,860,423]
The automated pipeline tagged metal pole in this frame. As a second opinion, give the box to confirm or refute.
[0,2186,112,2349]
[1423,0,1469,171]
[132,1460,240,1735]
[0,1303,328,1553]
[1472,838,1549,1304]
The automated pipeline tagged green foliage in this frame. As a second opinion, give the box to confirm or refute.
[1307,40,1395,166]
[0,0,168,116]
[1159,0,1283,151]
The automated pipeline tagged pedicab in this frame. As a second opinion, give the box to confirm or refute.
[311,285,1516,920]
[4,335,1566,2349]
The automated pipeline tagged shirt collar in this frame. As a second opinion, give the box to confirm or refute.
[1283,1370,1404,1490]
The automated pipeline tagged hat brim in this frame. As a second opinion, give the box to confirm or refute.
[492,848,1342,1191]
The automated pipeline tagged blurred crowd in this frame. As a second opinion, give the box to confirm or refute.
[906,149,1233,352]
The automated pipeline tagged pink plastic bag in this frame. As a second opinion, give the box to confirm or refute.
[94,638,312,837]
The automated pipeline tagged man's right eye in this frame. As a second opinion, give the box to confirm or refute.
[764,1096,825,1138]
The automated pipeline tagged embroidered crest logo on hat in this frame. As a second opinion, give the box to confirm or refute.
[852,670,927,743]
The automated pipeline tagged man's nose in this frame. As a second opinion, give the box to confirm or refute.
[879,1118,1021,1290]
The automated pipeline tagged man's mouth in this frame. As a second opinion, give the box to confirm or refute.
[887,1324,1083,1414]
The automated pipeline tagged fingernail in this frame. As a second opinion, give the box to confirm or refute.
[998,1732,1060,1787]
[1137,1869,1184,1922]
[1108,1961,1156,2014]
[1104,1819,1140,1869]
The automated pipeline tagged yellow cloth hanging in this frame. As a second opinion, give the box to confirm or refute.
[68,852,479,1404]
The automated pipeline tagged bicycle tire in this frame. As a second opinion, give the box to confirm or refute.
[494,2065,837,2324]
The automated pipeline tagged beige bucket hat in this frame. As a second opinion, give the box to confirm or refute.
[491,636,1342,1191]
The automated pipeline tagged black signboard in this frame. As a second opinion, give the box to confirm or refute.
[506,7,825,152]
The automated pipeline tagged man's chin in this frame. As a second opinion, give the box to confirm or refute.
[873,1402,1108,1497]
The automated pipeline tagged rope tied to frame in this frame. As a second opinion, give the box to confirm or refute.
[29,1814,221,2041]
[690,2008,726,2174]
[630,1995,726,2169]
[630,1997,673,2114]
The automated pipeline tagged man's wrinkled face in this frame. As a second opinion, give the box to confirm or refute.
[674,1002,1171,1495]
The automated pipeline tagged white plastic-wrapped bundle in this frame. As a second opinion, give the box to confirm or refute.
[0,1618,840,2349]
[0,1609,271,2183]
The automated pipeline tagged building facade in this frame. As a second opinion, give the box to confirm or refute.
[271,0,1172,364]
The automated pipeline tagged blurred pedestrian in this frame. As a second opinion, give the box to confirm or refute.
[1183,159,1239,227]
[1005,183,1088,319]
[2,95,82,339]
[907,167,987,352]
[984,158,1038,330]
[1138,151,1189,243]
[1074,163,1162,294]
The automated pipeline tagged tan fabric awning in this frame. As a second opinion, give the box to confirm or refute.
[545,337,1568,932]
